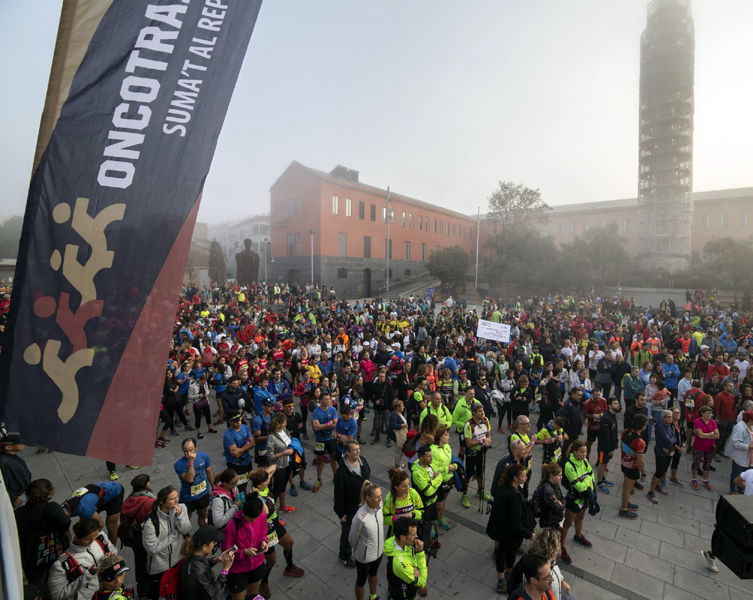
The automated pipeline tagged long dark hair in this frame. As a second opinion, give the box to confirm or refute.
[152,485,177,513]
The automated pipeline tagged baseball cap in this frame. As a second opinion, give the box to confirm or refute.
[228,412,243,422]
[193,525,224,546]
[262,397,275,406]
[100,560,130,582]
[700,345,709,350]
[0,431,22,446]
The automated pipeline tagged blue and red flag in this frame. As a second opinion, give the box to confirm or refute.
[0,0,262,465]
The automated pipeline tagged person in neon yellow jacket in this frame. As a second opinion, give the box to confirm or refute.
[419,392,452,428]
[384,517,428,600]
[451,387,475,460]
[560,439,595,565]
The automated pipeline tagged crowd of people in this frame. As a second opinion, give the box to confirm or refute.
[4,281,753,600]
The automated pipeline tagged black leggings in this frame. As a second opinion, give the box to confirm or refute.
[159,408,174,432]
[193,403,211,429]
[147,571,164,600]
[499,403,513,428]
[301,405,309,434]
[496,538,523,572]
[166,403,188,427]
[355,554,383,587]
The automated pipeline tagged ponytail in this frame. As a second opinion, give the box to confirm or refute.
[359,480,381,506]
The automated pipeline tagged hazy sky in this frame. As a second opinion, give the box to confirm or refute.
[1,1,752,224]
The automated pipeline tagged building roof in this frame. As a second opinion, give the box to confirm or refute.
[273,161,477,222]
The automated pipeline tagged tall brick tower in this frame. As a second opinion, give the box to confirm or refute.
[637,0,695,272]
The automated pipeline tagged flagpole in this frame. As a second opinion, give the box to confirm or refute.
[475,207,480,289]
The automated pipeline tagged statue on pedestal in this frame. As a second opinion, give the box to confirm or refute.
[235,238,260,285]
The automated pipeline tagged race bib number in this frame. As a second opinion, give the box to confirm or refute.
[315,442,325,452]
[267,530,279,547]
[191,480,207,497]
[685,398,695,410]
[71,487,89,498]
[553,447,562,462]
[237,472,249,484]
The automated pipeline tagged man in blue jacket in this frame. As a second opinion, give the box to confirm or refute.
[662,354,681,406]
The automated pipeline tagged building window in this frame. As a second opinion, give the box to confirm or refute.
[622,219,629,234]
[440,221,444,234]
[359,201,365,219]
[346,198,352,217]
[370,204,376,221]
[295,232,301,256]
[558,223,564,236]
[583,222,589,232]
[382,208,387,223]
[720,213,728,229]
[287,233,294,256]
[337,268,348,279]
[401,211,406,227]
[364,236,371,258]
[743,211,750,228]
[404,269,411,277]
[434,219,437,233]
[452,224,456,236]
[296,197,301,215]
[425,216,430,232]
[570,222,576,236]
[385,238,392,259]
[419,216,423,229]
[421,243,426,261]
[447,222,451,236]
[410,214,414,229]
[332,195,339,214]
[702,214,710,230]
[405,241,411,260]
[338,233,347,257]
[287,198,292,217]
[436,245,441,253]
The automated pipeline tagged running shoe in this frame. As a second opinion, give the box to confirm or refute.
[289,485,298,497]
[387,441,392,448]
[284,565,305,577]
[656,484,668,495]
[597,484,610,494]
[313,480,322,492]
[300,481,313,491]
[436,518,451,530]
[601,479,614,487]
[208,428,218,434]
[701,550,719,573]
[647,492,658,504]
[155,441,165,448]
[37,447,46,454]
[461,494,470,508]
[633,481,644,491]
[323,456,331,463]
[109,471,119,481]
[560,547,572,564]
[370,439,380,445]
[619,509,638,520]
[669,478,684,487]
[709,465,717,472]
[702,480,714,491]
[170,429,179,436]
[627,502,639,510]
[126,465,139,470]
[498,427,504,433]
[184,425,195,431]
[214,418,225,426]
[573,534,592,548]
[158,437,170,443]
[477,490,492,502]
[496,579,507,593]
[357,438,367,445]
[279,505,296,512]
[690,479,699,490]
[197,433,204,439]
[339,557,356,568]
[713,454,721,463]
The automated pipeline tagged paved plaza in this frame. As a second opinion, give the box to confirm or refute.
[21,409,753,600]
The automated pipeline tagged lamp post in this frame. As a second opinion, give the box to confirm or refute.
[386,187,391,297]
[309,229,318,284]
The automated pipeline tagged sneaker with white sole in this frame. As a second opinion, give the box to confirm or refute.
[702,550,719,573]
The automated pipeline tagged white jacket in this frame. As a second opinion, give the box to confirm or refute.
[725,421,753,468]
[142,504,191,574]
[48,532,115,600]
[210,490,239,529]
[348,504,384,564]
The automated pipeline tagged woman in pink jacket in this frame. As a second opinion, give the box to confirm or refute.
[221,494,268,600]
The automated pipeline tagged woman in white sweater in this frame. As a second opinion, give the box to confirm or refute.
[348,482,384,600]
[142,485,191,600]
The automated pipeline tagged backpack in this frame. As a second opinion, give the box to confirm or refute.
[61,534,108,581]
[117,494,155,548]
[530,484,544,517]
[62,484,105,516]
[402,429,419,458]
[159,559,184,600]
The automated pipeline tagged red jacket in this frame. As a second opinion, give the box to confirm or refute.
[707,363,730,380]
[714,391,737,421]
[120,492,156,525]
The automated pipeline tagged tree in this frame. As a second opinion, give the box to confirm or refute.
[209,239,226,285]
[703,237,753,296]
[484,182,552,287]
[427,246,470,292]
[0,216,23,258]
[560,222,629,289]
[485,181,550,253]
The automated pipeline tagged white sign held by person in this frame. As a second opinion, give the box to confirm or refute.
[477,320,511,344]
